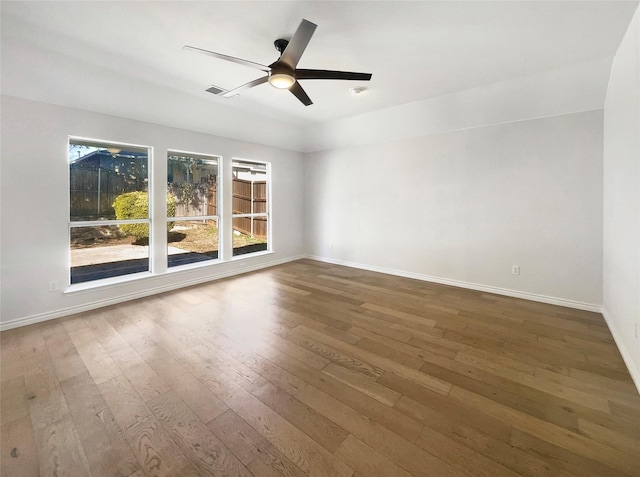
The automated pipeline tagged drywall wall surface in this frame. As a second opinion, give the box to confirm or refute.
[304,58,611,153]
[603,6,640,388]
[305,110,603,307]
[0,96,305,327]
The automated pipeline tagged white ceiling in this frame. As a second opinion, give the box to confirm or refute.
[1,1,638,142]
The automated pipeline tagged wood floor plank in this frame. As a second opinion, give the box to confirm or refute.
[98,375,199,477]
[126,470,145,477]
[41,322,89,383]
[450,385,640,476]
[379,371,513,443]
[281,328,384,379]
[333,434,414,477]
[266,349,424,443]
[220,381,353,477]
[148,390,254,477]
[360,302,438,329]
[144,350,228,424]
[207,409,273,465]
[20,328,93,477]
[32,415,92,477]
[205,331,310,396]
[420,350,486,381]
[313,325,362,345]
[248,328,332,370]
[151,312,311,397]
[65,325,122,385]
[3,259,639,477]
[175,344,354,477]
[1,376,29,427]
[296,384,465,477]
[292,324,452,395]
[415,424,521,477]
[208,409,307,477]
[347,324,441,361]
[455,348,537,376]
[251,380,350,453]
[534,366,640,410]
[107,346,172,402]
[577,418,640,456]
[424,361,581,433]
[610,399,640,421]
[86,312,133,353]
[1,329,25,383]
[1,415,40,477]
[60,372,139,477]
[464,356,613,413]
[355,336,426,369]
[568,367,639,395]
[394,394,566,477]
[322,364,402,407]
[510,428,625,477]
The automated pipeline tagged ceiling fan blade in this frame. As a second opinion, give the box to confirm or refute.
[278,19,317,69]
[218,76,269,97]
[289,82,313,106]
[296,69,372,81]
[184,45,270,72]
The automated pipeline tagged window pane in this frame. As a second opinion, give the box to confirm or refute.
[70,142,148,221]
[232,159,269,257]
[70,224,149,283]
[232,162,267,215]
[168,153,218,217]
[168,219,219,267]
[232,160,267,179]
[233,216,268,256]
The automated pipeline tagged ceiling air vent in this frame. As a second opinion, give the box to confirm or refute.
[206,85,226,95]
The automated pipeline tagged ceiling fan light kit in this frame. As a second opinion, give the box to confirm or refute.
[269,70,296,89]
[185,19,372,106]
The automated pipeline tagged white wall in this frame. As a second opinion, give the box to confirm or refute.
[305,110,604,309]
[603,7,640,388]
[0,96,305,329]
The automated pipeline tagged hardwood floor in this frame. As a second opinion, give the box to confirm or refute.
[2,259,639,476]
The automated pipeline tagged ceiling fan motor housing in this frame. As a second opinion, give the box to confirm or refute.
[274,39,289,54]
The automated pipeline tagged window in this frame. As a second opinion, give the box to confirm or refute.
[232,159,270,256]
[69,138,150,284]
[68,139,270,286]
[167,151,220,268]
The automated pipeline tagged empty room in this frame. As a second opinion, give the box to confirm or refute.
[1,1,639,476]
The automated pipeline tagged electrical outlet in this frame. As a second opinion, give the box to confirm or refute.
[49,280,59,292]
[512,265,520,275]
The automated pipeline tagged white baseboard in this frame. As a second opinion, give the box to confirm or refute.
[0,255,304,331]
[601,307,640,394]
[304,255,602,312]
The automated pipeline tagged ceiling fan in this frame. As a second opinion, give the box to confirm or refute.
[184,19,372,106]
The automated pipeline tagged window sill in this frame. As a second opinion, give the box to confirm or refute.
[231,249,273,262]
[64,251,274,295]
[166,258,222,274]
[65,271,154,295]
